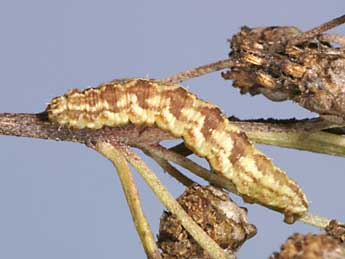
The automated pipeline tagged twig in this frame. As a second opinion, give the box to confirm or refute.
[150,154,195,187]
[288,14,345,46]
[96,142,161,259]
[114,143,232,259]
[237,123,345,157]
[139,143,239,195]
[161,58,236,84]
[0,113,174,147]
[299,212,333,229]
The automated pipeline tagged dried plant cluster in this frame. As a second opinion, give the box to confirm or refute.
[270,233,345,259]
[1,15,345,259]
[222,16,345,124]
[158,185,256,258]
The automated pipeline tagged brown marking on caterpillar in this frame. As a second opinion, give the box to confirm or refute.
[100,84,120,112]
[47,78,308,222]
[199,106,224,139]
[127,80,153,110]
[162,87,194,120]
[228,131,250,164]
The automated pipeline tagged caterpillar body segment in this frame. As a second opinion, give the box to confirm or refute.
[47,78,308,222]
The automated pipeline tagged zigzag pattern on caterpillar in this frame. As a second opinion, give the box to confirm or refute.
[47,78,308,223]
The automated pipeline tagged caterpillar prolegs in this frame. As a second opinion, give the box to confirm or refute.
[47,78,308,222]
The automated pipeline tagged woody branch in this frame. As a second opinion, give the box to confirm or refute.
[0,111,343,229]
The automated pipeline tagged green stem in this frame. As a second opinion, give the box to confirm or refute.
[169,120,345,157]
[96,142,162,259]
[299,212,332,229]
[118,144,232,259]
[150,154,195,187]
[234,122,345,157]
[140,143,238,195]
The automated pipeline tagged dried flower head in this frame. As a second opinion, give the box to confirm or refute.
[270,233,345,259]
[157,184,256,258]
[223,19,345,123]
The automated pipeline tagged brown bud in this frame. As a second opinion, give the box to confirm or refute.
[157,184,256,258]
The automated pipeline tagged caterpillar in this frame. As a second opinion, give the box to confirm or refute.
[47,78,308,223]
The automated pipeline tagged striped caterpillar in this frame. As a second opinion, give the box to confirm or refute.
[47,78,308,223]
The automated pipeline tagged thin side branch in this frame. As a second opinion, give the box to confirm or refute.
[96,142,161,259]
[161,58,236,84]
[299,212,332,229]
[238,123,345,157]
[288,14,345,46]
[139,143,239,195]
[150,154,195,187]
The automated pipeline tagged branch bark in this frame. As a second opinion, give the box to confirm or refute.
[0,112,174,146]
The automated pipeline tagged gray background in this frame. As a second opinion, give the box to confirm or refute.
[0,1,344,258]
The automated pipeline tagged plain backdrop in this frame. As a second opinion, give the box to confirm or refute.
[0,1,344,258]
